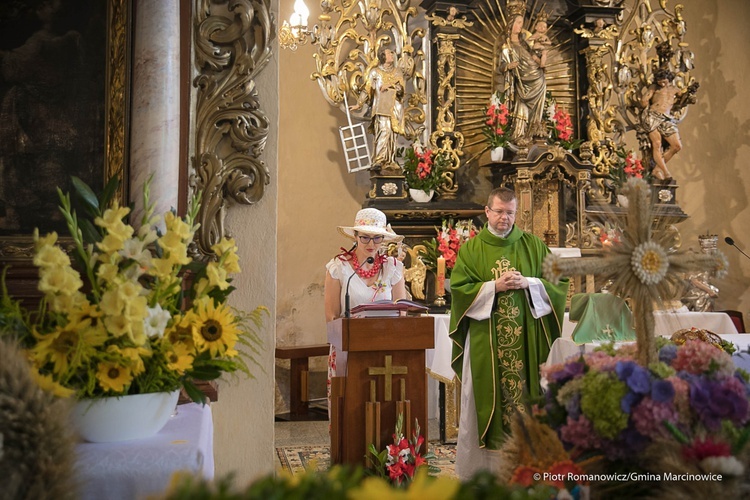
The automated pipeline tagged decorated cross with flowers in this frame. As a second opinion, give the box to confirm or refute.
[543,178,728,365]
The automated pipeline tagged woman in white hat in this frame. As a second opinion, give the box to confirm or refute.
[324,208,406,409]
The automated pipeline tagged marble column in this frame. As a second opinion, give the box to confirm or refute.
[129,0,181,225]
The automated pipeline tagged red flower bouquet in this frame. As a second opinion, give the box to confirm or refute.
[545,93,582,150]
[367,413,438,487]
[419,219,478,279]
[400,142,449,195]
[482,92,510,148]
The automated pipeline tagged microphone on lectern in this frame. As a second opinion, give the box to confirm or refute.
[725,237,750,261]
[344,256,374,318]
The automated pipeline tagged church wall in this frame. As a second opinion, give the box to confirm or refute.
[274,0,750,416]
[275,1,372,411]
[209,3,279,484]
[674,0,750,319]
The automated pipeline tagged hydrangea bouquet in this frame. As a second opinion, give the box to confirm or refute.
[0,176,266,404]
[539,339,750,477]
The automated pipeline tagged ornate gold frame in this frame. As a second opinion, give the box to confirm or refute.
[0,0,130,261]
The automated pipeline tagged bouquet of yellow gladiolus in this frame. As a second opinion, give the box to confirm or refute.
[0,176,266,404]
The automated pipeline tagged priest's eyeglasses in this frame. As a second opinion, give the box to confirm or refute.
[357,235,384,244]
[487,207,516,217]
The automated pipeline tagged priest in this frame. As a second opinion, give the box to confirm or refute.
[449,186,568,479]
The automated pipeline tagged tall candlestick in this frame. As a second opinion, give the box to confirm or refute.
[436,256,446,297]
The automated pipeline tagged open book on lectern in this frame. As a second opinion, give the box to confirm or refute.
[350,299,429,318]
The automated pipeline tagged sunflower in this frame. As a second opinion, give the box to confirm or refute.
[166,312,197,350]
[30,371,76,398]
[96,361,133,393]
[192,299,239,357]
[31,317,105,375]
[165,342,194,374]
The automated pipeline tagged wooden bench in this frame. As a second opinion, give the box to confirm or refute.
[275,344,330,420]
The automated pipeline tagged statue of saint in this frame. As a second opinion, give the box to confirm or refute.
[638,68,683,181]
[350,47,405,173]
[498,8,548,143]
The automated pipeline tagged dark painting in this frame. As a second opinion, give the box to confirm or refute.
[0,0,107,236]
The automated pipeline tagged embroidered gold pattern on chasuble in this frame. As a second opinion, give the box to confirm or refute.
[492,256,525,424]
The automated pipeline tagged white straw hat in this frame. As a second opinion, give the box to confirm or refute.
[337,208,402,242]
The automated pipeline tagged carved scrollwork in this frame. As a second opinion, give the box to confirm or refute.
[191,0,275,260]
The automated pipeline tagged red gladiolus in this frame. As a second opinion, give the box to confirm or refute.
[553,108,573,141]
[388,461,405,482]
[624,153,644,178]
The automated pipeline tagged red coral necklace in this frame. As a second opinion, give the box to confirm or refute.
[351,253,382,278]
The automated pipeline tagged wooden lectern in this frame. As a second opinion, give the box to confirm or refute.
[327,316,434,467]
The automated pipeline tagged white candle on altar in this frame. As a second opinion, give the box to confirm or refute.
[436,256,446,296]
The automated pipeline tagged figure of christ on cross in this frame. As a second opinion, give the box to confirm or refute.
[639,68,683,182]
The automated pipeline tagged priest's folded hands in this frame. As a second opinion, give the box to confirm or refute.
[494,270,529,292]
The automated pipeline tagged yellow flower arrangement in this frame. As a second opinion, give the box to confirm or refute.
[0,176,266,403]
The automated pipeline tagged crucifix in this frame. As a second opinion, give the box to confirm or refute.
[542,178,728,365]
[368,355,408,401]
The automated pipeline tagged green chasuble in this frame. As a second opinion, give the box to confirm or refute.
[449,225,568,449]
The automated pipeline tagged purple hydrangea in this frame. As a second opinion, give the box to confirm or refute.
[549,361,585,384]
[651,379,675,403]
[620,391,642,414]
[659,344,678,364]
[616,361,651,394]
[690,378,750,430]
[566,393,582,420]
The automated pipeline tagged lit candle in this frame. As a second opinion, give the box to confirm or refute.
[436,256,446,296]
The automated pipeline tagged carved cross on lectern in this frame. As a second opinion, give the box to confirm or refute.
[543,178,728,365]
[368,355,408,401]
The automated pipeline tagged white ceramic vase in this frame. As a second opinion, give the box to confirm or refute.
[72,389,180,442]
[490,146,504,162]
[444,278,451,293]
[409,188,434,203]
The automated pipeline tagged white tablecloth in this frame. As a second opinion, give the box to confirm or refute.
[427,311,739,375]
[548,318,742,367]
[76,402,214,500]
[561,308,738,340]
[426,313,454,382]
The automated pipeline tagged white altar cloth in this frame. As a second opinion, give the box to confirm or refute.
[426,313,454,382]
[562,307,740,341]
[548,313,741,367]
[75,402,214,500]
[426,311,740,377]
